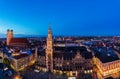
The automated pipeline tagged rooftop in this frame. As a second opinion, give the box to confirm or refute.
[95,47,119,63]
[13,53,29,59]
[39,46,93,59]
[10,38,28,44]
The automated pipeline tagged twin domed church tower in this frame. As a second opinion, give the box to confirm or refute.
[6,27,54,72]
[6,26,54,72]
[6,29,14,45]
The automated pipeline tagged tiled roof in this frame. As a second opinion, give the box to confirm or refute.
[95,47,119,63]
[10,38,28,44]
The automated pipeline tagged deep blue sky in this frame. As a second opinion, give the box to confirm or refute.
[0,0,120,36]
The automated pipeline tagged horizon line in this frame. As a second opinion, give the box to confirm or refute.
[0,33,120,38]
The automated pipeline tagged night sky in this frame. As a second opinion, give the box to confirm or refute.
[0,0,120,36]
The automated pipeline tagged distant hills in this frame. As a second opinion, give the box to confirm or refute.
[0,33,119,38]
[0,34,45,38]
[0,34,6,38]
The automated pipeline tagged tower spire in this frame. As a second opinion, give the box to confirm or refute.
[48,26,52,34]
[48,23,52,34]
[46,26,53,72]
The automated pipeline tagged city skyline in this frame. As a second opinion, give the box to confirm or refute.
[0,0,120,36]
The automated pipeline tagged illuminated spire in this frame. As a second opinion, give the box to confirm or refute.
[48,24,52,39]
[48,23,52,34]
[46,25,53,72]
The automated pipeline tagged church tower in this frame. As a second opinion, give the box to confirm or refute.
[46,27,53,72]
[7,29,13,45]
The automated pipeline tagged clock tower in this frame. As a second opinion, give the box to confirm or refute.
[46,27,53,72]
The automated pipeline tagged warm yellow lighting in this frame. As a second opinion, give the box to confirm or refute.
[95,57,120,77]
[87,70,89,73]
[12,53,20,56]
[84,71,87,74]
[59,64,62,67]
[13,74,22,79]
[67,62,69,65]
[60,70,62,75]
[90,70,92,73]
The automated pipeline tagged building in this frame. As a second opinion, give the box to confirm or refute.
[9,38,28,47]
[36,27,93,77]
[5,29,38,71]
[7,29,13,46]
[0,50,4,58]
[11,50,37,71]
[93,47,120,78]
[46,27,53,72]
[6,29,28,47]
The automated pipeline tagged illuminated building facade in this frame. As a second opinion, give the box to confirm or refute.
[46,27,53,72]
[11,50,36,71]
[4,29,37,71]
[36,28,93,77]
[93,47,120,77]
[95,57,120,77]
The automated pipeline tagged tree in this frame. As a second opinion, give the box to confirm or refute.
[3,58,10,66]
[0,56,2,63]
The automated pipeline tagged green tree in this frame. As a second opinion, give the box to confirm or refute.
[3,58,10,66]
[0,56,2,63]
